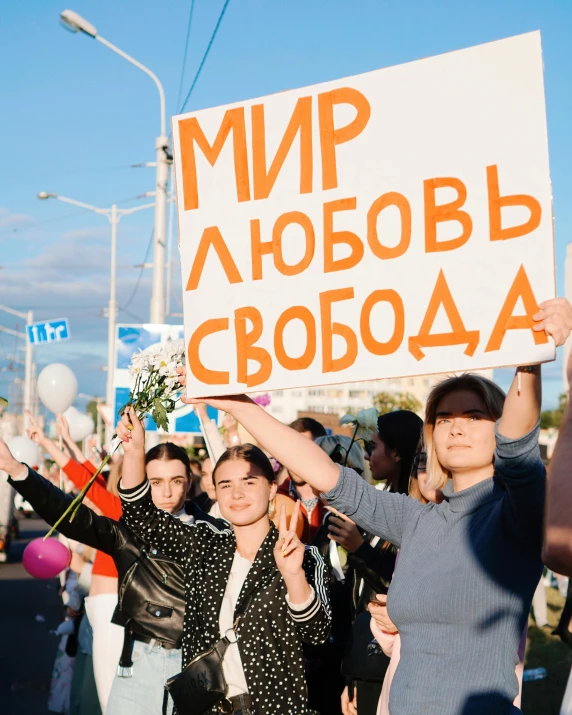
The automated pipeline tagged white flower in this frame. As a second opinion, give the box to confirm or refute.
[128,350,151,377]
[153,357,174,377]
[145,342,185,377]
[355,407,378,441]
[147,349,164,369]
[164,361,178,377]
[340,413,357,426]
[356,408,378,432]
[355,426,376,442]
[132,350,149,367]
[165,364,180,382]
[165,375,179,391]
[339,408,378,442]
[165,340,185,360]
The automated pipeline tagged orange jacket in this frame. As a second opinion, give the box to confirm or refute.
[277,477,326,543]
[63,458,121,578]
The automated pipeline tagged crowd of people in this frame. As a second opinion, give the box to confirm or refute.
[1,296,572,714]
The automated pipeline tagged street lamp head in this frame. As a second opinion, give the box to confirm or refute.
[37,192,56,200]
[60,9,98,38]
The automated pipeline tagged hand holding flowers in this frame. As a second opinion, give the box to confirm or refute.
[45,341,185,538]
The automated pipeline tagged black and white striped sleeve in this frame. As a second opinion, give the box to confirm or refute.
[286,545,331,645]
[119,478,151,504]
[118,478,197,566]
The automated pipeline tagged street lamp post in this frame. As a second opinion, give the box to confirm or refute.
[37,192,153,444]
[59,9,171,325]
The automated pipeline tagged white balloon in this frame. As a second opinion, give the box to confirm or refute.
[7,436,42,468]
[37,363,78,414]
[63,406,95,442]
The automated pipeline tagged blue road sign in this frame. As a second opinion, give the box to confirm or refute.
[27,319,70,345]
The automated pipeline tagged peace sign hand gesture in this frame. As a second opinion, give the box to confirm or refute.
[273,500,305,578]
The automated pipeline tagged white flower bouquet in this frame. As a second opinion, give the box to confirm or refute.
[124,340,185,432]
[46,341,185,538]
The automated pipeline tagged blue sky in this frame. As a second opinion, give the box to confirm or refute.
[1,0,571,411]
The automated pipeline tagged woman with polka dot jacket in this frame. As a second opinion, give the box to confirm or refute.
[117,407,331,715]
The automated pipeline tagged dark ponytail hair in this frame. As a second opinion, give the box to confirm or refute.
[376,410,424,494]
[145,442,191,480]
[213,444,275,485]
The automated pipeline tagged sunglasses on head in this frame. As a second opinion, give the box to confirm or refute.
[329,443,364,475]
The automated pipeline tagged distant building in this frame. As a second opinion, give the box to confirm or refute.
[261,371,494,424]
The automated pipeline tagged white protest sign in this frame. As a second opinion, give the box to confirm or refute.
[173,31,555,398]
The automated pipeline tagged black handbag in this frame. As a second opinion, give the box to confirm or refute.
[341,611,390,683]
[163,593,256,715]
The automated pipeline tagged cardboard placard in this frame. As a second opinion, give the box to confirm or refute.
[173,32,555,397]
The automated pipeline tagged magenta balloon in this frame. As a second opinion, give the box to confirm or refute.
[22,537,71,579]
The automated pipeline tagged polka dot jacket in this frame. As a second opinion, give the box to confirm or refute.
[119,479,332,715]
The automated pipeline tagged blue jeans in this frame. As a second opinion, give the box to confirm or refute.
[107,639,182,715]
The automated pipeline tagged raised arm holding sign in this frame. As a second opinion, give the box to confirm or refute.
[174,294,571,715]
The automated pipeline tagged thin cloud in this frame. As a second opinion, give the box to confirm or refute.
[0,218,166,401]
[62,226,112,241]
[0,207,34,229]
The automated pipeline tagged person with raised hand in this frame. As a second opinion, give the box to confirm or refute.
[116,406,330,715]
[27,411,122,515]
[1,423,221,715]
[174,297,571,715]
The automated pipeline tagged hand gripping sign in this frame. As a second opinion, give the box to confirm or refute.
[173,32,555,398]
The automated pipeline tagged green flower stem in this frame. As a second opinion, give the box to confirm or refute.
[44,373,184,541]
[69,453,113,523]
[344,424,359,467]
[44,450,113,540]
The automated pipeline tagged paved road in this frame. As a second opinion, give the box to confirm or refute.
[0,515,62,715]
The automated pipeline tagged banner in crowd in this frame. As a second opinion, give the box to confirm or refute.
[114,324,217,433]
[173,31,555,397]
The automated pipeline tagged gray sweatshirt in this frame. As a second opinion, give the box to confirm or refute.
[323,422,545,715]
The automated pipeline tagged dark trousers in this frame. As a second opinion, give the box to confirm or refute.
[355,680,383,715]
[306,650,345,715]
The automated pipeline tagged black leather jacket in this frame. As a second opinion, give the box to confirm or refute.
[9,467,224,647]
